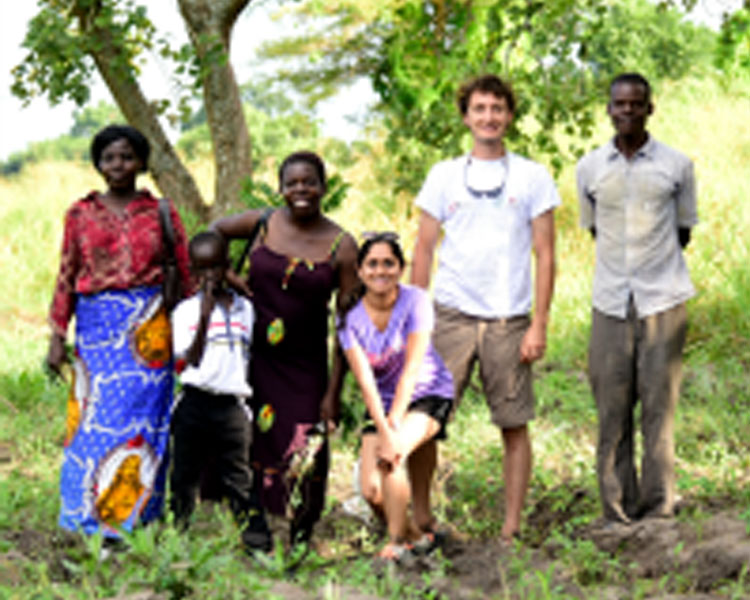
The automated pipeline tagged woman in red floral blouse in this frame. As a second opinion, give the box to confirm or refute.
[46,125,190,538]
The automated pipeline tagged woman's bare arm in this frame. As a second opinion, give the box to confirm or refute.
[320,231,359,428]
[210,209,264,241]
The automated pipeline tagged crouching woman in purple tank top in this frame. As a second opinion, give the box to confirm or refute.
[337,232,454,565]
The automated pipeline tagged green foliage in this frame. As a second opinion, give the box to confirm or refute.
[13,511,274,599]
[238,172,350,214]
[11,1,214,129]
[246,105,320,168]
[370,0,714,190]
[239,178,282,210]
[183,33,230,91]
[0,155,25,177]
[553,534,625,586]
[581,0,714,80]
[177,99,323,165]
[0,139,88,176]
[261,0,717,192]
[0,471,59,533]
[716,5,750,73]
[498,547,572,599]
[69,101,125,138]
[336,372,367,441]
[240,80,296,117]
[12,0,154,107]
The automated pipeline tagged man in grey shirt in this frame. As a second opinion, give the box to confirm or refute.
[576,72,697,524]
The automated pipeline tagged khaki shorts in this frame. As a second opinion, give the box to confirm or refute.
[433,303,534,429]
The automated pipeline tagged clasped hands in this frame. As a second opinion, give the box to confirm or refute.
[376,413,405,472]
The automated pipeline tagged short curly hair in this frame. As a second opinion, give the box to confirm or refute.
[278,150,327,191]
[90,125,150,172]
[457,75,516,115]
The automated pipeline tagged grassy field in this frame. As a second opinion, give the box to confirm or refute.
[1,74,749,599]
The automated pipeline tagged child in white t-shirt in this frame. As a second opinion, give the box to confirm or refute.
[170,230,271,553]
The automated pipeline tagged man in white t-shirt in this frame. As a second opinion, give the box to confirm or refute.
[411,74,559,544]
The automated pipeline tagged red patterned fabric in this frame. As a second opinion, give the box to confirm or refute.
[49,189,191,336]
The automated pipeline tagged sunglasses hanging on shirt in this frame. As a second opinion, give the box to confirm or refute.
[463,154,508,199]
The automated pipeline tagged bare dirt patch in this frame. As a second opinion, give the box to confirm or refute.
[306,487,750,599]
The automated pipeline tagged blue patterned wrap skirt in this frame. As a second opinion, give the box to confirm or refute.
[59,286,173,537]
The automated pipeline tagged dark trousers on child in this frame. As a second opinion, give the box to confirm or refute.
[169,385,258,526]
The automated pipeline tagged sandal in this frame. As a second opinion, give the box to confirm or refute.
[376,541,416,567]
[412,530,446,556]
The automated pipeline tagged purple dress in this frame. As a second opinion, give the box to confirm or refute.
[247,233,343,528]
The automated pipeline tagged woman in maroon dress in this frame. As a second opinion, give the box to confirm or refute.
[213,151,358,549]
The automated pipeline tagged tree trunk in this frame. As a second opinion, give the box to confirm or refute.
[178,0,254,220]
[82,22,209,221]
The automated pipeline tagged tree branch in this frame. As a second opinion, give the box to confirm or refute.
[178,0,253,218]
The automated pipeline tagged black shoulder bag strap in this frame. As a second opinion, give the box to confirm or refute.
[158,198,176,257]
[234,207,273,275]
[158,198,180,311]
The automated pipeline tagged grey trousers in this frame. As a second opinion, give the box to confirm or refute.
[589,300,687,523]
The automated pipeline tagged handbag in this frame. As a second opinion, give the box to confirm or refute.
[158,198,181,312]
